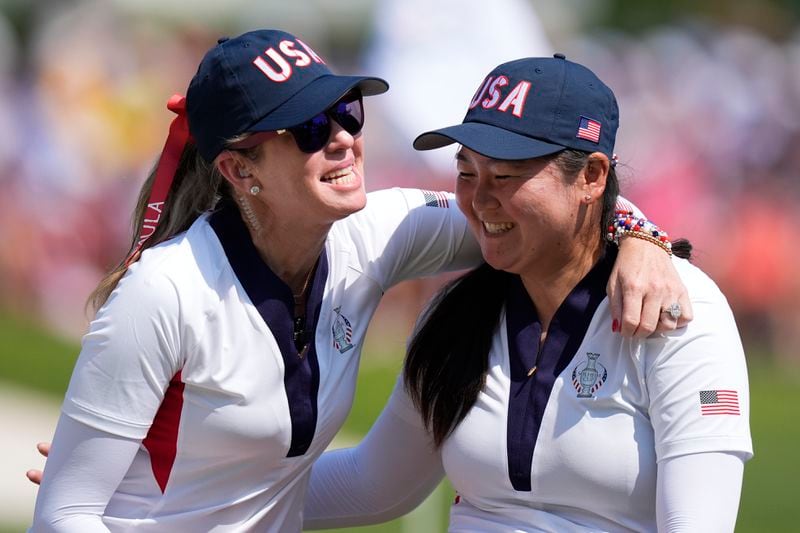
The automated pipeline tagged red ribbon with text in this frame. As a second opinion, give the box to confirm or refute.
[125,94,192,267]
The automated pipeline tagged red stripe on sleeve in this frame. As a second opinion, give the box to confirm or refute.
[142,370,185,493]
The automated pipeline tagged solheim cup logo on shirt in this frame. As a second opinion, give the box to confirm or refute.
[572,352,607,398]
[332,306,354,353]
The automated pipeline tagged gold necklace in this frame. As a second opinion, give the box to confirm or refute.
[528,331,547,377]
[292,262,317,358]
[292,266,315,308]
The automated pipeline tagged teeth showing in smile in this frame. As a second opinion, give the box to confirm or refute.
[322,166,355,185]
[483,221,515,234]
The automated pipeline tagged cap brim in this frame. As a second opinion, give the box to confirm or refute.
[413,122,566,160]
[247,75,388,132]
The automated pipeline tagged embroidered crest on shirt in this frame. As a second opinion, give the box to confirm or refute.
[571,352,607,398]
[332,306,354,353]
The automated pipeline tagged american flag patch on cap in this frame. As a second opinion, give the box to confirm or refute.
[699,390,740,415]
[576,116,601,143]
[422,190,449,208]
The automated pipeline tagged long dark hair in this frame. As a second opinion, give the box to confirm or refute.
[404,149,689,447]
[404,263,512,446]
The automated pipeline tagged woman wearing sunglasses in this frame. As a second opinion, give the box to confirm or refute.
[30,30,690,532]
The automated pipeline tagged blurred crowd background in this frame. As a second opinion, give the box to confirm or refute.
[1,0,798,358]
[1,0,799,530]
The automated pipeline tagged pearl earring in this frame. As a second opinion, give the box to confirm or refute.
[250,185,261,196]
[584,194,591,202]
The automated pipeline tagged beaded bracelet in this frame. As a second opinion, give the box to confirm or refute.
[607,210,672,255]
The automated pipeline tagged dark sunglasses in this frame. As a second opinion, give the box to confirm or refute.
[230,91,364,154]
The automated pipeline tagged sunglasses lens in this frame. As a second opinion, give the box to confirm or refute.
[290,113,331,153]
[288,92,365,153]
[331,96,364,136]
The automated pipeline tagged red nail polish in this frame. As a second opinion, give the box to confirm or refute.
[612,319,619,333]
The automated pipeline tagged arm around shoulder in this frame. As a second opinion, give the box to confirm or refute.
[346,188,481,287]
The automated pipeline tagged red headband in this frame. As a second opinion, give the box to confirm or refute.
[125,94,192,267]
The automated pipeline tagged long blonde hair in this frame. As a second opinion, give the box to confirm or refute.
[86,142,223,313]
[86,134,263,314]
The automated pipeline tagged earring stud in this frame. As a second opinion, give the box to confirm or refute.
[250,185,261,196]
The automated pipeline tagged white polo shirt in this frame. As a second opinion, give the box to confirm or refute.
[59,187,478,532]
[441,250,753,531]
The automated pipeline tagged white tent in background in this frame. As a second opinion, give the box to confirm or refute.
[365,0,553,174]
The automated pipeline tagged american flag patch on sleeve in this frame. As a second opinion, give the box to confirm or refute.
[422,190,449,208]
[699,390,740,415]
[576,116,601,143]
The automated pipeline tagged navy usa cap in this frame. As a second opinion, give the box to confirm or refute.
[186,29,389,162]
[413,54,618,160]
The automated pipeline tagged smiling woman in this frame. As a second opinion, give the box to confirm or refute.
[27,29,434,533]
[303,56,752,533]
[454,148,616,287]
